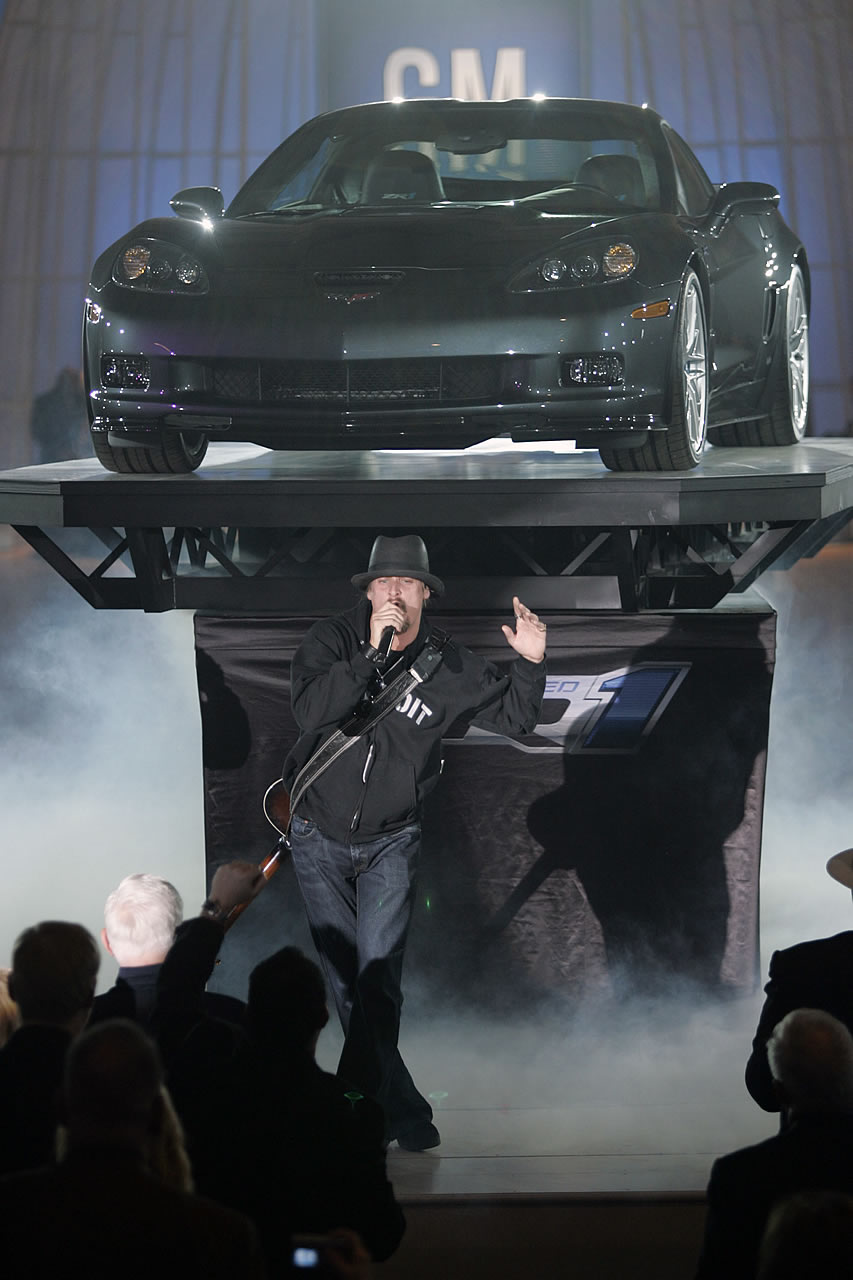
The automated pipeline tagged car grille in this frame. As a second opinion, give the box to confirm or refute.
[313,270,406,289]
[212,358,502,405]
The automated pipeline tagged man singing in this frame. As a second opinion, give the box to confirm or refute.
[283,534,546,1150]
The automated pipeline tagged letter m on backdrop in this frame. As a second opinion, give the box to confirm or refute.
[451,48,526,100]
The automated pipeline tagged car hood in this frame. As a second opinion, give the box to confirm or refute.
[135,204,663,273]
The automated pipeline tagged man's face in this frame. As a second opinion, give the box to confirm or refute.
[366,576,429,635]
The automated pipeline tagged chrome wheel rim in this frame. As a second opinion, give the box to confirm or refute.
[786,267,809,440]
[681,276,708,454]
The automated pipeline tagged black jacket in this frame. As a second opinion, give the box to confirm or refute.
[0,1025,70,1175]
[283,598,546,843]
[153,919,406,1265]
[695,1111,853,1279]
[0,1145,267,1278]
[90,965,246,1031]
[745,931,853,1111]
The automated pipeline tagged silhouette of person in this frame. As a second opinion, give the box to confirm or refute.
[30,367,92,463]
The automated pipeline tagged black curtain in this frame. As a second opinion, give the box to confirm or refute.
[194,607,775,1011]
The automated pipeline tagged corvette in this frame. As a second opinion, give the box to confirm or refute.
[84,97,809,473]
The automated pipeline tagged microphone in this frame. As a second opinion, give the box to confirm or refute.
[378,626,396,660]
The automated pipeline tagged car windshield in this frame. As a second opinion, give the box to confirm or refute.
[227,102,665,217]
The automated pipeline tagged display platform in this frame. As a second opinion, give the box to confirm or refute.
[1,439,852,611]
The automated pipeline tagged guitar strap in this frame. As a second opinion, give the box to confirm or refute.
[285,628,449,837]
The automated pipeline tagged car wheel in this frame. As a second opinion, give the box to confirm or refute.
[599,270,708,472]
[90,426,209,474]
[91,430,141,473]
[708,263,809,449]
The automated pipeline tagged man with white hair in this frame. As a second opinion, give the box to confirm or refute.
[104,874,183,962]
[91,875,184,1027]
[91,874,243,1028]
[696,1008,853,1279]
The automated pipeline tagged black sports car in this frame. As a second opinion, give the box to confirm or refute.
[84,97,809,474]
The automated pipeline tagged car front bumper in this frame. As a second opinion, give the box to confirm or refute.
[85,272,679,449]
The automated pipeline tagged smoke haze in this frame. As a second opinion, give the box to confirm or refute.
[2,535,851,1171]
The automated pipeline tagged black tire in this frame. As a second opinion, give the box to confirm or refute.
[90,426,209,474]
[91,430,141,473]
[599,270,708,473]
[707,263,809,449]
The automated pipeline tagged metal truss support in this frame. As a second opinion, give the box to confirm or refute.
[11,515,846,614]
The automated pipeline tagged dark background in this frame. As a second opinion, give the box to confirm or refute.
[197,606,776,1011]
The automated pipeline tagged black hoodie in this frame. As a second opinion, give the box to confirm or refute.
[283,597,545,843]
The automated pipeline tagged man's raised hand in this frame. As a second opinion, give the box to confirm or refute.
[501,596,546,663]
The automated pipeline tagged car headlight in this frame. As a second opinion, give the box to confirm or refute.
[111,239,209,293]
[602,243,637,278]
[510,240,638,292]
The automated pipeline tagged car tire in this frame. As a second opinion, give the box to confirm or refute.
[90,426,209,474]
[599,270,708,473]
[707,263,809,449]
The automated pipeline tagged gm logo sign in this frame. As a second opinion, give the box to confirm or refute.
[383,47,525,101]
[450,663,691,755]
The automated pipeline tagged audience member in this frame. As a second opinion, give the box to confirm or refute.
[746,848,853,1111]
[29,365,91,463]
[0,1019,266,1277]
[757,1189,853,1279]
[55,1081,194,1191]
[92,874,184,1026]
[0,920,99,1173]
[696,1008,853,1279]
[147,1085,196,1191]
[0,967,20,1046]
[153,861,405,1270]
[91,871,245,1028]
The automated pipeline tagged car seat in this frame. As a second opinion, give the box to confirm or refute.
[574,154,646,206]
[361,150,445,204]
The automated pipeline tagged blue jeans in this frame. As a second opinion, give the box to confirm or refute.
[288,814,433,1138]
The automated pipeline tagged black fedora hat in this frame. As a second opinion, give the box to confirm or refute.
[351,535,444,596]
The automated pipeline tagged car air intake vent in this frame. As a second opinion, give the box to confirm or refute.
[213,357,503,405]
[264,359,439,401]
[264,362,347,400]
[442,359,500,400]
[314,270,405,288]
[214,365,260,400]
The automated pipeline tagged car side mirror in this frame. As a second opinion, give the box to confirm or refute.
[709,181,779,233]
[170,186,225,222]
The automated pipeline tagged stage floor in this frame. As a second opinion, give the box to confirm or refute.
[4,436,853,611]
[314,997,778,1201]
[385,1103,756,1200]
[2,437,853,528]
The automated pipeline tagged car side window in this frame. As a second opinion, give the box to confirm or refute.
[664,127,715,216]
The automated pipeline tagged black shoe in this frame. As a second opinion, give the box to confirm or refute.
[395,1120,441,1151]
